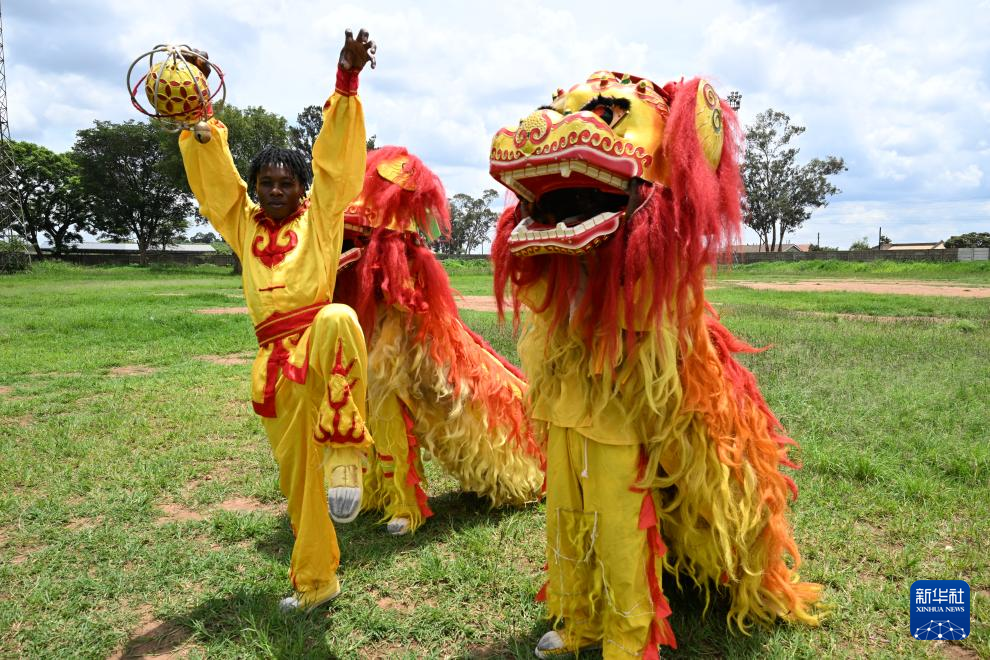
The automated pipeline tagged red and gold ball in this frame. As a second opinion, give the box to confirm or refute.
[144,63,210,123]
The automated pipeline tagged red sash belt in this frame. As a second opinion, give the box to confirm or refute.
[253,302,328,417]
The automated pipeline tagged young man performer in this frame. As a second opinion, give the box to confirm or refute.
[179,30,377,612]
[333,146,545,536]
[490,72,821,658]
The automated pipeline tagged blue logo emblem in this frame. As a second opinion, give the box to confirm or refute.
[910,580,970,640]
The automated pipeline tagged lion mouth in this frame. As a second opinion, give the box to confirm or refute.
[506,175,630,257]
[337,223,371,272]
[490,109,649,256]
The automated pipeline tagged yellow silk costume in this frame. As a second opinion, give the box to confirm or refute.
[333,146,545,533]
[491,74,821,659]
[179,69,371,597]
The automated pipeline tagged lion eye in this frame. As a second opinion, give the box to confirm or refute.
[590,104,613,124]
[584,101,627,129]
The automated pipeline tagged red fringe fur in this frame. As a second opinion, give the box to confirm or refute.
[335,230,541,464]
[363,146,452,237]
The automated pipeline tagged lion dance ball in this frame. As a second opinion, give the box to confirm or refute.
[144,62,210,123]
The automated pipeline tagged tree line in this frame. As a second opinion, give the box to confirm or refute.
[4,104,498,260]
[7,102,984,260]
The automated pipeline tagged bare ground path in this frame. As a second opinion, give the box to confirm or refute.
[730,279,990,298]
[454,279,990,312]
[189,279,990,317]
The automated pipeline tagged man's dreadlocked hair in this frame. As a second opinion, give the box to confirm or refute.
[247,146,312,199]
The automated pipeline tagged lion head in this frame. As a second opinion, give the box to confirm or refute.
[490,71,725,257]
[339,146,450,272]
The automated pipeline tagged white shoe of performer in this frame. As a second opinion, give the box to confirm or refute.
[386,517,410,536]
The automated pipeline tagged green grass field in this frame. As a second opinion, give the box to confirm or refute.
[1,261,988,659]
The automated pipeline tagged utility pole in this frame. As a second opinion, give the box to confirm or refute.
[0,1,26,241]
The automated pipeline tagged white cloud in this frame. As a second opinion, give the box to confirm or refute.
[3,0,989,240]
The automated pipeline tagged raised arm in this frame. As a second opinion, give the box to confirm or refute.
[310,30,376,258]
[179,119,253,256]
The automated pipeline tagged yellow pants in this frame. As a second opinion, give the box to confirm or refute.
[260,304,370,595]
[545,426,665,659]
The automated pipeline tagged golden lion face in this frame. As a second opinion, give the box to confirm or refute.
[490,71,724,256]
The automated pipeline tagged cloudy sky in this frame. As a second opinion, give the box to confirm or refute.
[5,0,990,248]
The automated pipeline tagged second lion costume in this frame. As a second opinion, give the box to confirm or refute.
[334,146,545,535]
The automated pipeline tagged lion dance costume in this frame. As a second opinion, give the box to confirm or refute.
[180,66,371,608]
[333,146,545,534]
[490,72,821,658]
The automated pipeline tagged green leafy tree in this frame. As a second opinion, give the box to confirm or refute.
[210,240,232,255]
[289,105,322,155]
[214,105,290,181]
[290,104,377,154]
[850,236,871,250]
[7,141,95,256]
[73,120,194,262]
[945,232,990,248]
[742,109,846,251]
[437,190,499,255]
[190,231,218,243]
[808,243,838,252]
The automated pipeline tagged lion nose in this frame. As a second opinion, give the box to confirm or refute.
[514,110,559,155]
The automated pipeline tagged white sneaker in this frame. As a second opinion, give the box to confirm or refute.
[386,517,410,536]
[278,578,341,614]
[534,630,598,658]
[326,448,363,523]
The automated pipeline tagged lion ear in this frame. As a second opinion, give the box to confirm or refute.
[693,80,725,170]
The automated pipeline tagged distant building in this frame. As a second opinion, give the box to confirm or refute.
[732,243,810,253]
[40,242,216,254]
[873,241,945,250]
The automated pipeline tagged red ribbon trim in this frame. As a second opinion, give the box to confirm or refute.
[637,451,677,656]
[252,302,329,418]
[399,401,434,519]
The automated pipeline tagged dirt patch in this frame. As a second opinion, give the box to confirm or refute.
[361,642,424,660]
[733,279,990,298]
[109,605,194,660]
[465,643,514,659]
[222,397,249,418]
[66,516,103,531]
[156,504,205,524]
[937,642,980,659]
[799,311,952,323]
[456,295,500,312]
[375,596,415,614]
[6,414,34,428]
[181,473,216,495]
[196,352,254,366]
[194,307,248,315]
[218,496,280,515]
[110,365,158,377]
[9,545,43,565]
[0,386,13,396]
